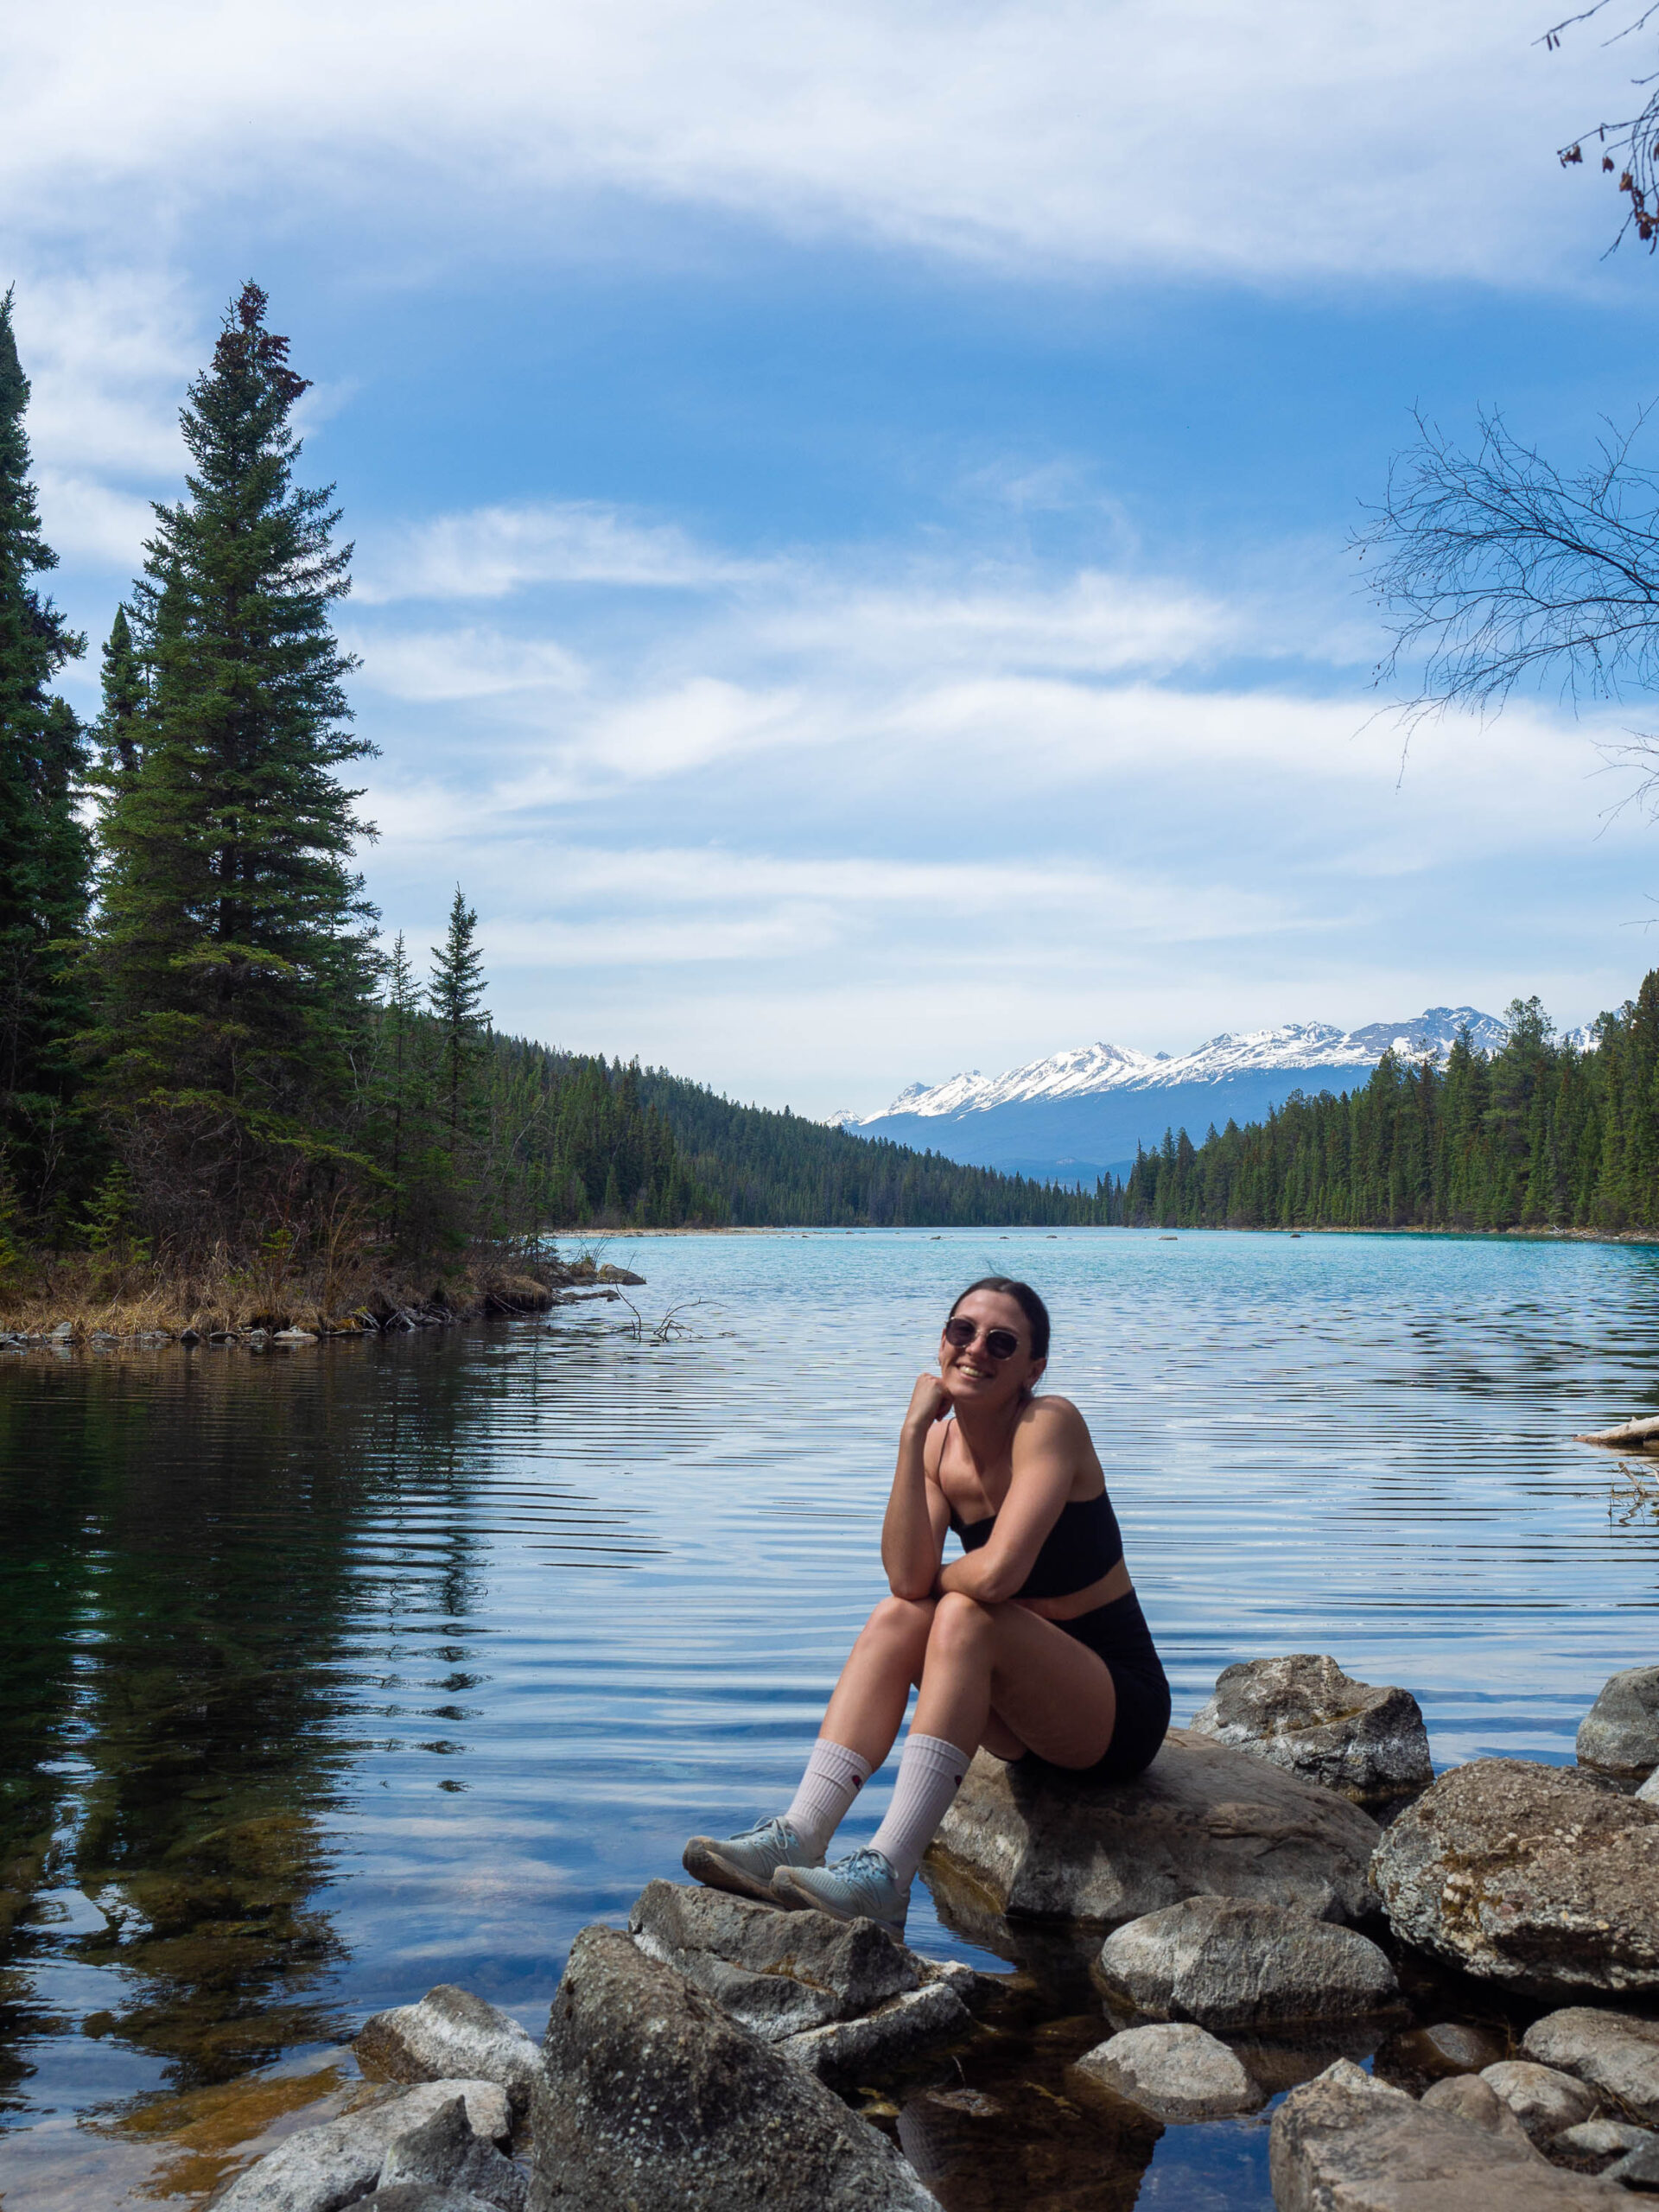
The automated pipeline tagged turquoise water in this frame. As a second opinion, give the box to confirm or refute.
[2,1226,1657,2204]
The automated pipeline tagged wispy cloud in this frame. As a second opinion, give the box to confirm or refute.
[3,1,1623,290]
[357,500,771,603]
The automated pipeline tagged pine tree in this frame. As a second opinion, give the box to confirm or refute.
[87,283,377,1245]
[92,604,146,779]
[0,289,92,1227]
[429,887,488,1153]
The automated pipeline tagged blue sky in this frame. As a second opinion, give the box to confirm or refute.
[11,0,1659,1115]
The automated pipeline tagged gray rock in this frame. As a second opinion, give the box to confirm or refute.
[626,1881,973,2073]
[1190,1654,1433,1805]
[1269,2056,1626,2210]
[1522,2010,1659,2126]
[779,1977,971,2079]
[1557,2121,1657,2163]
[930,1730,1382,1928]
[1607,2134,1659,2189]
[1481,2060,1600,2141]
[1578,1670,1659,1780]
[207,2083,509,2212]
[1070,2020,1265,2123]
[1096,1894,1397,2030]
[1639,1768,1659,1806]
[378,2095,525,2210]
[1370,1760,1659,1997]
[627,1880,918,2035]
[1421,2071,1540,2153]
[527,1923,934,2210]
[357,1986,539,2118]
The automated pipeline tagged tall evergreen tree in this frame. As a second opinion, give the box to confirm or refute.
[429,887,488,1151]
[87,283,377,1245]
[92,604,146,779]
[0,289,92,1226]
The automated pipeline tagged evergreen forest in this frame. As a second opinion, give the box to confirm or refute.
[1112,990,1659,1234]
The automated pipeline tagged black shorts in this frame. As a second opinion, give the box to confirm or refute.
[1051,1589,1171,1782]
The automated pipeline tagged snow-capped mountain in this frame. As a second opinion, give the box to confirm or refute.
[843,1007,1519,1185]
[863,1008,1510,1123]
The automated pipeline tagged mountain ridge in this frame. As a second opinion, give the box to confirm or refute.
[830,1006,1588,1184]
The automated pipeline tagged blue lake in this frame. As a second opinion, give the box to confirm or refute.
[2,1226,1657,2206]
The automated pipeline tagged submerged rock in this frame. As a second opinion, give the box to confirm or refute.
[1096,1894,1397,2031]
[1480,2059,1600,2142]
[1268,2057,1625,2210]
[1382,2020,1509,2082]
[1577,1668,1659,1780]
[1370,1759,1659,1996]
[626,1879,974,2077]
[1522,2008,1659,2126]
[1071,2020,1266,2123]
[356,1986,539,2119]
[930,1730,1382,1928]
[527,1923,934,2210]
[1189,1655,1433,1805]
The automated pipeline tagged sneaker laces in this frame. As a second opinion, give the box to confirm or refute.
[834,1846,895,1884]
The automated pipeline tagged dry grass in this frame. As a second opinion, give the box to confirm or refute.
[0,1245,563,1340]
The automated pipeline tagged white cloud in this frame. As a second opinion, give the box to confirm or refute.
[1,1,1626,290]
[351,626,588,700]
[357,500,770,603]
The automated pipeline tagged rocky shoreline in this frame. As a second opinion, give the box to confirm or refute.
[0,1255,646,1356]
[199,1656,1659,2210]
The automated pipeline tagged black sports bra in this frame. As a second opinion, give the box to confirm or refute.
[948,1487,1124,1600]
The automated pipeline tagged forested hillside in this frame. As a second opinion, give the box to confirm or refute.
[1115,988,1659,1233]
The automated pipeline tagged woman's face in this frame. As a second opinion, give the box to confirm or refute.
[938,1289,1046,1411]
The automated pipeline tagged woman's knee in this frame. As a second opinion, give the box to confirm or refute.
[928,1589,1001,1652]
[862,1592,936,1652]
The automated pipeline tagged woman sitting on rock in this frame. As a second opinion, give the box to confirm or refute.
[683,1275,1170,1938]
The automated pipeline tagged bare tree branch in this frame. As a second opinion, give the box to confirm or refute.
[1359,400,1659,804]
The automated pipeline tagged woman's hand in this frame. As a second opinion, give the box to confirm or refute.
[903,1372,952,1435]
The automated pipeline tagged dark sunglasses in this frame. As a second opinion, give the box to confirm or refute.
[943,1316,1022,1360]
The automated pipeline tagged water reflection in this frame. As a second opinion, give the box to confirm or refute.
[0,1228,1656,2208]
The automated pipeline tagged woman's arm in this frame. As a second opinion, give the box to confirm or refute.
[881,1375,954,1601]
[936,1400,1082,1605]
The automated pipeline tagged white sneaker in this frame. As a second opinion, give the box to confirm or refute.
[682,1815,821,1904]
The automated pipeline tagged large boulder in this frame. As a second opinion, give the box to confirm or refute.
[356,1986,540,2120]
[527,1923,934,2211]
[1268,2057,1626,2210]
[1190,1656,1433,1805]
[1370,1759,1659,1997]
[929,1730,1382,1928]
[1096,1895,1398,2031]
[626,1880,974,2078]
[1522,2008,1659,2126]
[1576,1668,1659,1780]
[1070,2021,1265,2123]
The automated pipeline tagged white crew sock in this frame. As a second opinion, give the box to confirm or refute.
[784,1738,874,1855]
[869,1731,973,1886]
